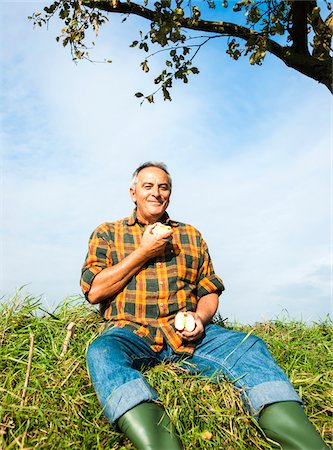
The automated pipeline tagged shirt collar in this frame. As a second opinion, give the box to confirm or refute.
[126,209,178,228]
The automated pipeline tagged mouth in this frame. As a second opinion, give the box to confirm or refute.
[148,201,163,205]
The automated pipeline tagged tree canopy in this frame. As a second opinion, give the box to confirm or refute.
[30,0,333,102]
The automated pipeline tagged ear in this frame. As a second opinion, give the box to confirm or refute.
[130,187,136,204]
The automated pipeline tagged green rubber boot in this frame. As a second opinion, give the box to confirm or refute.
[117,402,183,450]
[258,401,329,449]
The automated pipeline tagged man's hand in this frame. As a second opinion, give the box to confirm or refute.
[176,312,205,342]
[175,293,219,342]
[139,224,173,259]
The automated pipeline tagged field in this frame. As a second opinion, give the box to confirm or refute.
[1,293,332,449]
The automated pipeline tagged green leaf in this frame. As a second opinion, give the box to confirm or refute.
[276,22,284,36]
[192,6,201,18]
[162,86,171,101]
[135,92,144,98]
[140,60,149,73]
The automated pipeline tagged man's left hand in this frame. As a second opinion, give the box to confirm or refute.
[176,312,205,342]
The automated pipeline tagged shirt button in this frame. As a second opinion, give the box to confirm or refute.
[159,281,163,285]
[160,303,164,307]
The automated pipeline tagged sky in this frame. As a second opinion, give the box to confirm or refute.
[0,1,332,324]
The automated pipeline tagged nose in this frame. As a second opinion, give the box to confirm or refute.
[151,186,160,197]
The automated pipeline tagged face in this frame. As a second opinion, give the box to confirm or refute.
[130,167,171,224]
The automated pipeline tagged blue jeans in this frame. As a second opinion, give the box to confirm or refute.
[86,324,301,428]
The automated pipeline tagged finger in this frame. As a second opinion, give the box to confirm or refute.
[182,332,203,342]
[182,324,203,336]
[180,329,202,340]
[146,224,156,233]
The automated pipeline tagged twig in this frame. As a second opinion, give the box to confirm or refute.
[20,333,34,407]
[145,34,221,60]
[60,361,81,387]
[60,322,76,358]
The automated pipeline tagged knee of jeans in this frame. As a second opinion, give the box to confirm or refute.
[244,333,266,350]
[251,335,272,356]
[86,337,105,365]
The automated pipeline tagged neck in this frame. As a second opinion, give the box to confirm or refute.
[136,210,164,225]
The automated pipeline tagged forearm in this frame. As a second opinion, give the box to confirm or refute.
[87,223,173,304]
[87,246,150,304]
[196,293,219,325]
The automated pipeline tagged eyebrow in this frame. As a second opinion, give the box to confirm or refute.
[142,182,170,187]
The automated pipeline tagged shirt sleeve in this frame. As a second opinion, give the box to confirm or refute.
[196,236,225,299]
[80,224,112,298]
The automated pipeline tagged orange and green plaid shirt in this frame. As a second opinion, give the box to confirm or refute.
[80,210,224,355]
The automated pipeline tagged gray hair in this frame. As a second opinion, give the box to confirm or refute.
[130,161,172,191]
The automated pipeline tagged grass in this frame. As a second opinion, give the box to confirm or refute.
[1,292,332,449]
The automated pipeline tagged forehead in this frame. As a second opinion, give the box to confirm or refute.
[137,167,170,184]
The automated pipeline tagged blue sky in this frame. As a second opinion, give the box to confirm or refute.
[1,1,331,323]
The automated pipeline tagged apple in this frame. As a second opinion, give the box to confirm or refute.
[152,222,172,236]
[174,312,196,332]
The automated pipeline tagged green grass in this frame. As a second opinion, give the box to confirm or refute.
[1,293,332,449]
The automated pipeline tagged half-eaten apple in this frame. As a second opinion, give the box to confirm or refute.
[152,222,172,236]
[174,311,196,332]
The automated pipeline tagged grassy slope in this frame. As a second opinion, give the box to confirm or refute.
[1,295,332,449]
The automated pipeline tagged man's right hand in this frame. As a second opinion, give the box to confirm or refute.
[139,224,173,259]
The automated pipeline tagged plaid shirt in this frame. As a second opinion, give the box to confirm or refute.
[81,210,224,355]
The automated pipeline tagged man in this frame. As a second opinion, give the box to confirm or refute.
[81,162,328,450]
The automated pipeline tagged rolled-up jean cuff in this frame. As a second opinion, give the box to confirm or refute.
[247,380,302,418]
[103,378,159,429]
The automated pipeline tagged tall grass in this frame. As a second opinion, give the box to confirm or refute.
[1,293,332,449]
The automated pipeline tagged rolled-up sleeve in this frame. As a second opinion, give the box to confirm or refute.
[196,238,225,299]
[80,224,112,298]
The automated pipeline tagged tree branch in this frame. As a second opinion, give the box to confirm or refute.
[289,1,310,55]
[59,1,333,93]
[86,1,258,40]
[82,0,156,21]
[85,1,286,59]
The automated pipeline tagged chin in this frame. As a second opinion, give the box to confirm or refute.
[150,212,164,220]
[149,207,165,215]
